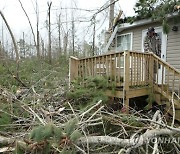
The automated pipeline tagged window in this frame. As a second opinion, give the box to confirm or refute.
[116,33,133,68]
[116,33,132,51]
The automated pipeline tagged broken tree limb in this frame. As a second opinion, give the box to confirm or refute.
[0,128,177,150]
[80,100,102,118]
[138,118,180,132]
[27,106,46,125]
[77,128,180,148]
[0,107,179,153]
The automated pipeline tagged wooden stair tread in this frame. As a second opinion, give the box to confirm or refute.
[165,108,180,121]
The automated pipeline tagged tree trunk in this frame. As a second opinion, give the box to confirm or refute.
[36,0,40,58]
[109,0,115,29]
[71,12,75,56]
[92,17,96,56]
[37,30,40,58]
[78,128,179,148]
[0,41,3,58]
[0,11,19,61]
[58,14,61,56]
[18,0,40,58]
[63,33,68,58]
[41,39,45,59]
[23,32,25,58]
[47,1,52,64]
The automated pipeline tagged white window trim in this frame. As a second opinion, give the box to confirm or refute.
[116,32,133,51]
[115,32,133,68]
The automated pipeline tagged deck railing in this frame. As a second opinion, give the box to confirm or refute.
[69,51,180,102]
[70,51,153,87]
[152,54,180,101]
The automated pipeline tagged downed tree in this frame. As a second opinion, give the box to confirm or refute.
[0,75,179,153]
[78,128,179,147]
[0,128,179,151]
[0,96,179,154]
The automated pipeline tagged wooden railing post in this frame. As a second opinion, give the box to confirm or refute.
[149,54,154,85]
[111,55,115,81]
[123,51,130,113]
[69,56,79,83]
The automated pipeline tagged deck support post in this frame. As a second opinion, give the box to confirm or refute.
[69,56,79,84]
[123,51,130,113]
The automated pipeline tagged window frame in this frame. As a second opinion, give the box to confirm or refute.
[115,32,133,68]
[116,32,133,52]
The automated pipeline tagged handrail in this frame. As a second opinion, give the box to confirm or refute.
[150,52,180,101]
[70,56,79,60]
[79,51,123,60]
[79,50,151,60]
[151,53,180,75]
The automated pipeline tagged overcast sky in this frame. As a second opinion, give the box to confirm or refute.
[0,0,137,44]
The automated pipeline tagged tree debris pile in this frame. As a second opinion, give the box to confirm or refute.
[0,60,179,153]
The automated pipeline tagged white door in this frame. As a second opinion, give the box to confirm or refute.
[142,27,167,84]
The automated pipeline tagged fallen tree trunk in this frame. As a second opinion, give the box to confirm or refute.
[78,128,179,148]
[0,127,179,151]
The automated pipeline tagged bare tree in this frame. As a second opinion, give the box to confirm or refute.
[41,38,45,59]
[35,0,40,58]
[63,32,68,57]
[57,14,62,56]
[10,42,14,59]
[62,8,69,58]
[1,22,4,55]
[47,1,52,64]
[92,16,96,56]
[0,41,3,58]
[22,32,25,58]
[70,2,76,56]
[18,0,40,58]
[0,11,19,61]
[71,13,75,56]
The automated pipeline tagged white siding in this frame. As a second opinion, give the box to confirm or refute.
[116,22,180,70]
[166,24,180,70]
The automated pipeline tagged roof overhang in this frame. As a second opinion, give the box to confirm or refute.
[118,12,179,32]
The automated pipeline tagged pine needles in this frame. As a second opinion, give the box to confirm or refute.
[67,76,111,109]
[16,119,82,153]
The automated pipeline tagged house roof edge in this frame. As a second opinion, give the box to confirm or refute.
[118,12,179,31]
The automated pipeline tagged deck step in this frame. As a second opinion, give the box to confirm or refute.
[154,86,180,121]
[165,101,180,110]
[165,107,180,121]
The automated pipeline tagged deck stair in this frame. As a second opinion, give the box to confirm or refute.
[69,51,180,120]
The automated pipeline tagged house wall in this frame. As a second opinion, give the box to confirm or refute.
[166,23,180,70]
[117,21,180,71]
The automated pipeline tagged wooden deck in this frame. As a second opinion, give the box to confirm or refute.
[69,51,180,120]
